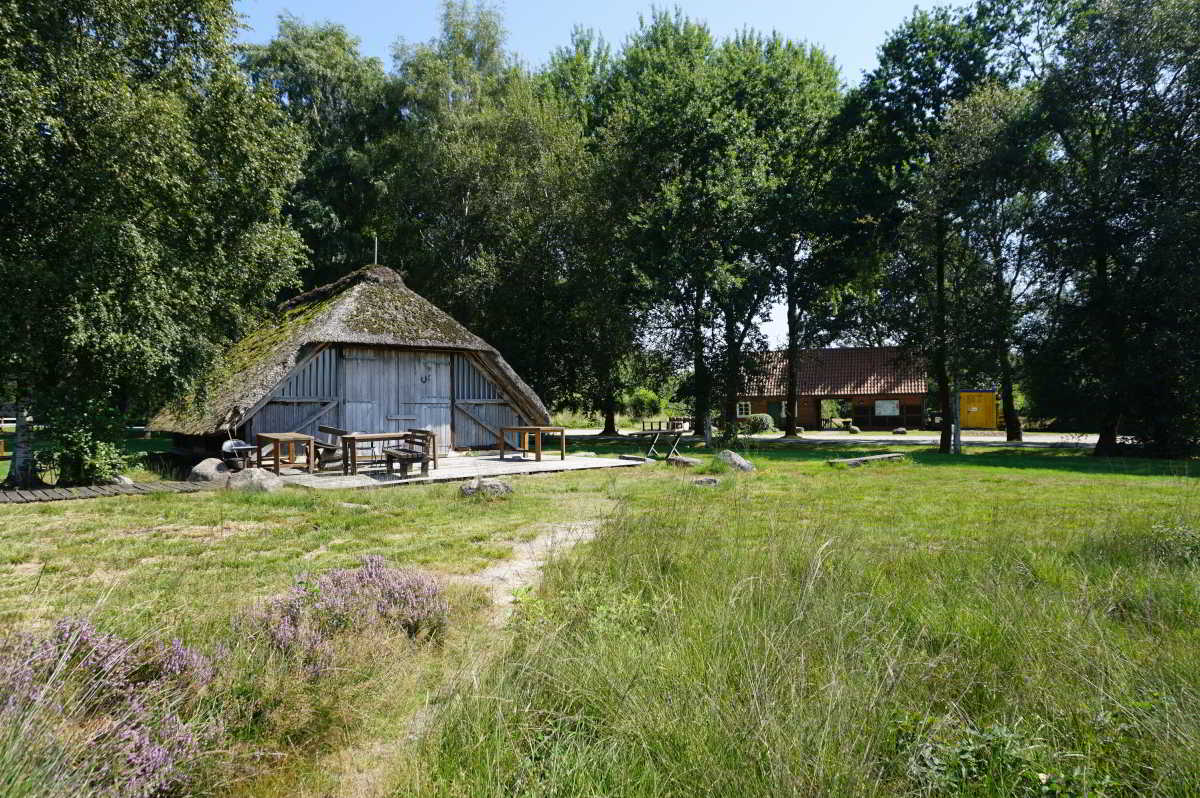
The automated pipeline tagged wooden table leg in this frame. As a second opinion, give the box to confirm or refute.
[307,439,314,474]
[667,434,682,458]
[257,439,264,472]
[350,441,358,475]
[535,430,542,462]
[499,429,505,460]
[560,430,566,460]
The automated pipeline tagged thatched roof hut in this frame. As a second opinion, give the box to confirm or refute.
[150,266,548,453]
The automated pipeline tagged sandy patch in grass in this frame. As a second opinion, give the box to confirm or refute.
[456,520,601,623]
[7,562,44,577]
[147,521,272,541]
[302,538,349,561]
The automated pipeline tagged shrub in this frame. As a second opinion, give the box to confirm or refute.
[0,618,220,798]
[0,558,449,795]
[625,388,666,420]
[739,413,774,435]
[239,555,448,676]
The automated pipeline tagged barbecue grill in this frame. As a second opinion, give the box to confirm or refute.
[221,438,257,470]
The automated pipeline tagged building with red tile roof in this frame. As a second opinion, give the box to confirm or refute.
[739,346,928,430]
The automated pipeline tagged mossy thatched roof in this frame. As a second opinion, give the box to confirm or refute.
[150,266,549,435]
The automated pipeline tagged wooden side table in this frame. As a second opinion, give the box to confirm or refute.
[498,426,566,462]
[256,432,315,475]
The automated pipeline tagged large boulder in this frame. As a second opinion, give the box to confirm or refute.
[187,458,230,484]
[460,477,512,498]
[667,455,701,468]
[226,468,284,493]
[716,450,755,472]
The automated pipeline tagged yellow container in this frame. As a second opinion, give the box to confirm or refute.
[959,391,998,429]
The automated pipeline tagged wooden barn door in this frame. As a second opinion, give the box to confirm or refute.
[394,352,451,455]
[340,347,451,454]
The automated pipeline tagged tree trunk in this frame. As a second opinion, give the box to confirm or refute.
[1094,419,1120,457]
[934,215,952,454]
[783,260,800,437]
[6,397,34,489]
[721,318,741,434]
[600,398,619,436]
[693,321,712,448]
[998,347,1022,442]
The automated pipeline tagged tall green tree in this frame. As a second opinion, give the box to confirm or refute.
[379,2,603,410]
[719,34,844,437]
[1012,0,1200,455]
[600,11,774,440]
[239,16,392,287]
[857,4,1012,453]
[0,0,306,485]
[929,83,1044,441]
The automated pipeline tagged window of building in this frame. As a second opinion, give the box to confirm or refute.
[736,401,752,417]
[874,399,900,416]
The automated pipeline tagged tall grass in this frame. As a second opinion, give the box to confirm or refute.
[409,493,1200,796]
[0,557,450,797]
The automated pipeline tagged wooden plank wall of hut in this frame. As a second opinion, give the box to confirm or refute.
[245,347,340,441]
[452,354,523,448]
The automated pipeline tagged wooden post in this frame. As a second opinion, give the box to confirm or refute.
[535,430,542,462]
[560,430,566,461]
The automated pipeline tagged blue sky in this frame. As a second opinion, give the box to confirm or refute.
[233,0,937,343]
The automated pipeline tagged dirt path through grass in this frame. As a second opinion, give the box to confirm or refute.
[454,519,601,624]
[327,519,603,798]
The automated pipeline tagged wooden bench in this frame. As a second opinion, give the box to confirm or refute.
[314,425,349,470]
[384,430,435,478]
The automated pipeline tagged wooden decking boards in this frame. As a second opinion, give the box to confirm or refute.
[281,453,641,491]
[0,480,203,504]
[0,456,642,504]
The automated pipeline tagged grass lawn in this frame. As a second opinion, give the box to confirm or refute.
[404,445,1200,797]
[2,443,1197,796]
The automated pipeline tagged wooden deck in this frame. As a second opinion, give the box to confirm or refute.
[0,481,205,504]
[280,453,642,491]
[0,455,643,504]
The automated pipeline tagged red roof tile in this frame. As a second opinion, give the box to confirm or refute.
[744,347,927,397]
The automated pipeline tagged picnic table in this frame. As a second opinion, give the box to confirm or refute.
[341,431,438,475]
[499,426,565,462]
[256,432,315,475]
[629,429,685,459]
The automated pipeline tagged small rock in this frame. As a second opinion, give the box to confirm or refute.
[187,458,230,484]
[892,427,907,435]
[460,477,512,498]
[692,477,720,486]
[225,467,284,493]
[716,450,755,472]
[848,425,861,434]
[667,455,701,467]
[106,475,134,486]
[619,454,650,462]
